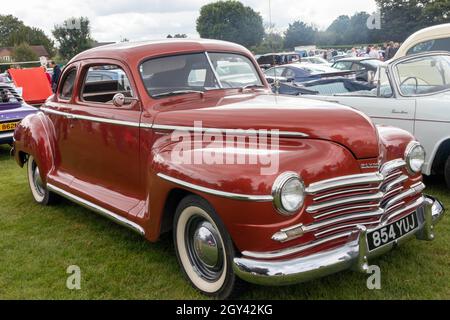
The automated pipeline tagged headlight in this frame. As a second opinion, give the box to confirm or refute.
[405,141,426,174]
[272,172,305,215]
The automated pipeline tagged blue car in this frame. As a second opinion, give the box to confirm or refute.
[0,84,38,145]
[264,63,355,84]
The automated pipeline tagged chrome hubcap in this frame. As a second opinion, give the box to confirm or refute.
[185,216,224,282]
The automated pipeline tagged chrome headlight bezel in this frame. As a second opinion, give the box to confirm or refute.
[404,141,426,175]
[272,172,305,215]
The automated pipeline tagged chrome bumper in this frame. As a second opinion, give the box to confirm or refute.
[233,195,444,286]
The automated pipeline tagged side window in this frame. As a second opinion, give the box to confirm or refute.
[333,62,351,70]
[351,63,364,71]
[59,69,77,100]
[81,64,133,103]
[284,68,296,78]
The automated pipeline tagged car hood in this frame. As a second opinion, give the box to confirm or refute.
[152,93,379,159]
[0,102,38,121]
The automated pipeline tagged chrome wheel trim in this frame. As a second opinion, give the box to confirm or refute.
[176,206,227,293]
[186,218,224,281]
[27,156,46,202]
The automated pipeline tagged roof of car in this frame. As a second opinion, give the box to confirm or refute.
[333,57,377,62]
[69,39,250,65]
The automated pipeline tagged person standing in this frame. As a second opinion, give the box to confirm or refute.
[49,61,61,93]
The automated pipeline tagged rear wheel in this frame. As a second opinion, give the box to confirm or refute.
[173,195,241,299]
[27,155,54,205]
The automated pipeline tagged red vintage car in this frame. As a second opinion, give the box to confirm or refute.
[12,40,444,299]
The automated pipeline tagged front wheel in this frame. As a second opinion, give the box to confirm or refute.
[173,195,241,299]
[27,155,54,205]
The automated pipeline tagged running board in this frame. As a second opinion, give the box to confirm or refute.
[47,183,145,236]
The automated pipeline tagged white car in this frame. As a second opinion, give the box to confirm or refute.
[394,23,450,59]
[300,56,331,66]
[306,51,450,187]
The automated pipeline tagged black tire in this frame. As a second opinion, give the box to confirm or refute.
[173,195,242,299]
[27,155,55,205]
[445,156,450,189]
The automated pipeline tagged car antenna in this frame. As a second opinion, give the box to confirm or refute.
[268,0,279,95]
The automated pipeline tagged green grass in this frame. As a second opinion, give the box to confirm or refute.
[0,144,449,300]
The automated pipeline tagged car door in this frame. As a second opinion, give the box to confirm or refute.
[58,60,142,213]
[310,66,416,134]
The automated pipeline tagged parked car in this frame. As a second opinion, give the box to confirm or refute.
[12,40,444,298]
[0,84,37,145]
[276,78,375,96]
[307,51,450,188]
[332,57,383,82]
[300,56,331,66]
[264,63,355,84]
[329,54,351,64]
[394,23,450,59]
[257,52,300,69]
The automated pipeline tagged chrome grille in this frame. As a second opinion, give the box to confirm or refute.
[302,159,425,240]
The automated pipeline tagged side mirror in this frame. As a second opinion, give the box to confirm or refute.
[286,77,295,83]
[112,93,126,107]
[112,93,138,107]
[267,78,274,84]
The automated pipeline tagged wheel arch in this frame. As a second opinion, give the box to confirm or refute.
[430,137,450,175]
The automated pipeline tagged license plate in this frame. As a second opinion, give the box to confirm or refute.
[367,212,418,251]
[0,121,19,132]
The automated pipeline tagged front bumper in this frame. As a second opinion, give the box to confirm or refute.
[0,131,14,145]
[233,195,444,286]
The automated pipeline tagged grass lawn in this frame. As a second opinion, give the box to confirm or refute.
[0,144,449,300]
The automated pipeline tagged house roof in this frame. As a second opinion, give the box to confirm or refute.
[0,45,49,58]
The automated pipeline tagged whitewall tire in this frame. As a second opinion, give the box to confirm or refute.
[27,155,53,205]
[173,195,241,299]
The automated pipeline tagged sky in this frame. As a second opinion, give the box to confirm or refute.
[2,0,377,42]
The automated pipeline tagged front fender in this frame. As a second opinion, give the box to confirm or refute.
[149,133,364,252]
[13,112,56,183]
[377,125,416,162]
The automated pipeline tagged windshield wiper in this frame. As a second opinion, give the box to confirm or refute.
[153,90,204,98]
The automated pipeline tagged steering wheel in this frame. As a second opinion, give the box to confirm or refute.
[400,76,418,93]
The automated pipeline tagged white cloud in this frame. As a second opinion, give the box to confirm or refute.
[1,0,377,42]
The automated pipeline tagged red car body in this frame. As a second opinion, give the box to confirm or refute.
[12,40,444,297]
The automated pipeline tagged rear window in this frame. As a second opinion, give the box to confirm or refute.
[407,38,450,55]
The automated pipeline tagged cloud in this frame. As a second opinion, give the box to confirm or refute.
[1,0,377,42]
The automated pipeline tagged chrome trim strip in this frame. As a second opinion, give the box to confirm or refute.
[306,192,384,213]
[303,209,384,232]
[313,186,380,201]
[306,173,384,195]
[0,131,14,139]
[47,184,145,235]
[157,173,273,202]
[41,107,141,128]
[152,124,309,138]
[313,203,379,219]
[243,231,353,259]
[382,175,408,191]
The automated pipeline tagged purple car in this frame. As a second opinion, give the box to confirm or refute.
[0,84,38,145]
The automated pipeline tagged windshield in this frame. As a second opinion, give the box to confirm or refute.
[208,53,263,88]
[395,54,450,96]
[139,52,262,98]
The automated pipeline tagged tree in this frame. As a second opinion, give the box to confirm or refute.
[196,0,264,48]
[12,43,38,62]
[52,17,94,61]
[326,15,351,45]
[252,32,284,54]
[284,21,317,49]
[0,14,55,55]
[375,0,450,41]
